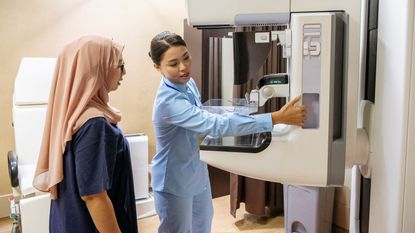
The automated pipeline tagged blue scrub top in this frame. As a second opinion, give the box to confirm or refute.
[50,117,138,233]
[151,77,273,197]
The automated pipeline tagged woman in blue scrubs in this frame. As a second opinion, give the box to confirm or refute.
[148,31,306,233]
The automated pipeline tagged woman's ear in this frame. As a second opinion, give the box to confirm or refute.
[153,63,161,71]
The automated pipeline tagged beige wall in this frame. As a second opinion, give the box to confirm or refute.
[0,0,186,196]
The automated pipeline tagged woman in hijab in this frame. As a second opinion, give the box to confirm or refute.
[33,35,138,233]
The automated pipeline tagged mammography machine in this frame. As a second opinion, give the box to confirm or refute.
[188,0,353,190]
[186,0,415,232]
[7,58,155,233]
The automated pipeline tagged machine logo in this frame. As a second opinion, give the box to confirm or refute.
[303,24,321,57]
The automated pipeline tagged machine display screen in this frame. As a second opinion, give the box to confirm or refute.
[258,73,289,88]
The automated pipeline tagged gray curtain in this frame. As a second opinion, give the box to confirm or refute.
[205,25,288,217]
[183,21,288,217]
[230,26,286,217]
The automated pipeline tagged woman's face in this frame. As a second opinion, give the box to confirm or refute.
[108,55,126,91]
[155,45,192,85]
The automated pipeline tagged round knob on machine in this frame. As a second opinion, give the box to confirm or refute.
[262,86,275,98]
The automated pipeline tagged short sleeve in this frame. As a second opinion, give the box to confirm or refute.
[71,118,117,196]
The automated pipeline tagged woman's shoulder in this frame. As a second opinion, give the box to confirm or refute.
[74,117,117,139]
[156,84,187,103]
[82,116,110,128]
[71,117,124,148]
[189,77,196,84]
[187,78,200,94]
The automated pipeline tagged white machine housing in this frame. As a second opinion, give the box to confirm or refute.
[189,0,356,187]
[188,0,415,232]
[186,0,290,27]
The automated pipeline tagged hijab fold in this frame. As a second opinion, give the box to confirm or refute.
[33,35,124,199]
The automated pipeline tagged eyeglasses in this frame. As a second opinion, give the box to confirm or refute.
[118,61,125,73]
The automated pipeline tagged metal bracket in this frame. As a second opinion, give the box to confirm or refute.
[271,29,292,58]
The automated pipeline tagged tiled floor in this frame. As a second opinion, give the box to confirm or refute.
[139,195,285,233]
[0,195,347,233]
[0,217,13,233]
[0,196,283,233]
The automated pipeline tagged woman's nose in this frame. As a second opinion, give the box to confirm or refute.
[179,62,188,71]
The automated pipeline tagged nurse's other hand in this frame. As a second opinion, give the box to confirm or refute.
[271,95,307,126]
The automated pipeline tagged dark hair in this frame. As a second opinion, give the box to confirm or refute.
[148,31,187,65]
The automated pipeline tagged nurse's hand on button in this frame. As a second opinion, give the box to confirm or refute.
[271,95,307,126]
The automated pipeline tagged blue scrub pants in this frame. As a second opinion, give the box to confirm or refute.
[154,185,213,233]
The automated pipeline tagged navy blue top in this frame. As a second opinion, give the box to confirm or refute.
[50,117,138,233]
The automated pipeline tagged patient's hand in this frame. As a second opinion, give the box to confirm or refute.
[271,95,307,126]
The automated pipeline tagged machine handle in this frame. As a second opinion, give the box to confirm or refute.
[7,151,19,188]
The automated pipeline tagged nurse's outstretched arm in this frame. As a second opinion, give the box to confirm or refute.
[159,95,272,137]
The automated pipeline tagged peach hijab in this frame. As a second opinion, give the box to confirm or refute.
[33,35,124,199]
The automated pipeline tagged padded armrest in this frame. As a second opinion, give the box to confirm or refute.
[8,151,19,188]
